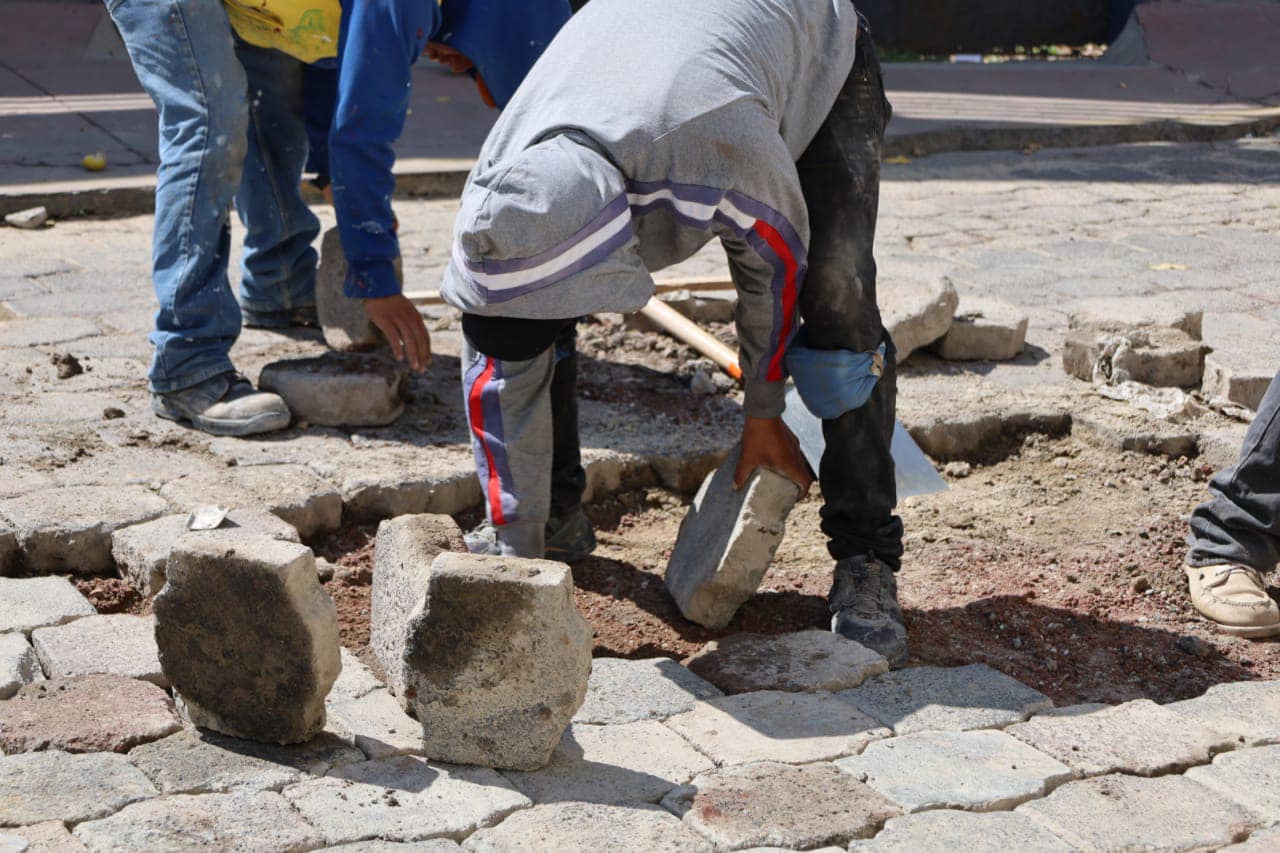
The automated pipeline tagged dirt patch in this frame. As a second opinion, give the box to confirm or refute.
[76,576,150,616]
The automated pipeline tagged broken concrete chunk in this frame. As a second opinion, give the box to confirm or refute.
[882,277,959,363]
[665,444,801,630]
[259,352,408,428]
[1068,297,1202,340]
[1203,354,1276,413]
[0,576,95,635]
[32,614,165,686]
[0,485,169,574]
[401,552,592,771]
[316,226,390,351]
[0,675,182,754]
[683,630,887,695]
[156,534,341,744]
[1063,326,1207,387]
[931,298,1028,362]
[0,633,43,700]
[4,206,48,230]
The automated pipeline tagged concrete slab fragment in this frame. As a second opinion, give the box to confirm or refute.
[0,750,157,825]
[1,485,168,574]
[574,658,722,725]
[1185,745,1280,823]
[31,614,165,687]
[850,810,1075,852]
[0,675,181,754]
[684,630,888,695]
[259,353,408,428]
[0,577,95,636]
[0,633,43,700]
[883,278,959,363]
[1166,680,1280,746]
[463,802,712,853]
[838,664,1052,734]
[1068,296,1203,339]
[932,298,1028,362]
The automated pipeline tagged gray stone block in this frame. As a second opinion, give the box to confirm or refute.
[464,803,713,853]
[932,298,1028,362]
[72,791,323,851]
[850,810,1075,852]
[665,445,801,630]
[0,751,157,825]
[574,657,722,725]
[401,552,592,771]
[157,535,341,745]
[1166,680,1280,746]
[325,689,426,760]
[0,486,168,574]
[0,821,85,852]
[883,277,959,363]
[159,464,342,541]
[32,614,165,687]
[666,690,890,765]
[1185,745,1280,823]
[684,630,887,695]
[316,226,387,352]
[0,674,181,754]
[259,353,408,428]
[838,664,1053,734]
[1063,326,1207,386]
[0,632,43,700]
[663,761,900,850]
[836,730,1073,813]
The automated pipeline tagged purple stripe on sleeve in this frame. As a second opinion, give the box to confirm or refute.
[474,224,635,303]
[472,194,631,275]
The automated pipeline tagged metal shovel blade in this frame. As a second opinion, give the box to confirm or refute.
[781,386,948,499]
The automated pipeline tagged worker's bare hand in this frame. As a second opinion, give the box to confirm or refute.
[365,294,431,373]
[735,415,814,495]
[425,42,474,74]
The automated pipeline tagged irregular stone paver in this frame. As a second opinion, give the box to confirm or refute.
[1224,825,1280,852]
[883,277,959,362]
[836,730,1073,813]
[932,298,1028,362]
[666,690,890,766]
[0,750,157,825]
[838,664,1053,734]
[1034,702,1111,718]
[31,614,165,687]
[72,791,323,852]
[1185,745,1280,823]
[326,689,425,760]
[574,657,723,725]
[502,721,714,805]
[663,761,901,850]
[1017,774,1260,852]
[0,821,85,852]
[0,633,42,700]
[851,810,1075,852]
[1005,698,1237,777]
[684,630,887,695]
[463,802,712,853]
[0,577,95,635]
[283,755,530,845]
[1166,680,1280,746]
[0,486,168,574]
[159,464,342,540]
[128,729,363,795]
[325,843,461,852]
[0,675,181,754]
[260,353,408,427]
[331,647,383,701]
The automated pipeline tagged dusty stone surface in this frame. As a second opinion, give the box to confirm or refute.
[1017,774,1260,851]
[0,577,95,636]
[850,810,1076,852]
[502,721,714,805]
[0,675,181,754]
[325,689,425,760]
[259,353,408,428]
[905,407,1070,462]
[128,728,363,795]
[883,277,959,363]
[283,755,530,845]
[574,657,722,725]
[1203,353,1278,412]
[72,791,323,852]
[331,647,383,701]
[663,761,901,850]
[326,843,461,853]
[1006,698,1238,777]
[0,821,86,852]
[111,510,299,597]
[370,513,466,699]
[0,750,158,825]
[1166,680,1280,746]
[1225,826,1280,852]
[0,633,42,700]
[156,534,341,744]
[159,464,342,541]
[1067,297,1203,339]
[31,614,165,687]
[0,486,168,574]
[666,690,890,765]
[402,552,592,771]
[665,445,801,630]
[932,298,1028,362]
[316,225,387,352]
[684,630,888,695]
[1185,745,1280,823]
[838,663,1053,734]
[1063,326,1207,387]
[464,802,712,853]
[836,729,1073,813]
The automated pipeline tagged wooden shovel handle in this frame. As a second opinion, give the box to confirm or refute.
[639,297,742,382]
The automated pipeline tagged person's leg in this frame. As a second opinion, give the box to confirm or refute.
[545,322,596,561]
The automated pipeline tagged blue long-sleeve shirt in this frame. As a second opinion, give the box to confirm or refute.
[328,0,572,299]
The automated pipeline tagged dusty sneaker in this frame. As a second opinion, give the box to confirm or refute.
[464,507,596,563]
[1186,563,1280,638]
[241,304,319,329]
[152,372,291,437]
[829,555,908,667]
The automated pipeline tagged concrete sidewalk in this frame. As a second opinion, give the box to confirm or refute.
[1,0,1278,217]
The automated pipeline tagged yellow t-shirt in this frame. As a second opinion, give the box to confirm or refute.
[224,0,342,63]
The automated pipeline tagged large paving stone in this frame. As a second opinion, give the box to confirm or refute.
[0,675,181,754]
[0,821,86,852]
[836,730,1073,813]
[1005,698,1237,777]
[111,510,300,597]
[157,535,341,745]
[663,761,901,850]
[1185,745,1280,823]
[931,298,1028,362]
[1167,680,1280,746]
[664,445,801,630]
[369,514,465,700]
[316,225,387,352]
[838,664,1053,734]
[851,810,1074,852]
[883,277,959,363]
[0,750,157,825]
[463,802,712,853]
[684,630,887,695]
[326,689,425,760]
[0,633,42,700]
[159,464,342,540]
[0,486,168,574]
[72,791,323,852]
[666,690,890,766]
[401,552,592,771]
[283,755,531,845]
[128,729,363,795]
[0,577,95,636]
[574,658,722,725]
[1017,774,1260,851]
[31,614,165,687]
[260,353,408,428]
[502,721,715,805]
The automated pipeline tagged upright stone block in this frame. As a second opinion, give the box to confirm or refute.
[0,486,168,574]
[259,353,408,428]
[32,614,165,687]
[683,630,887,694]
[156,535,341,745]
[665,446,801,630]
[0,633,43,700]
[316,226,387,351]
[883,277,959,363]
[932,298,1028,362]
[400,552,592,771]
[0,576,95,636]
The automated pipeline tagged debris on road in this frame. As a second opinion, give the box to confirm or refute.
[4,206,49,229]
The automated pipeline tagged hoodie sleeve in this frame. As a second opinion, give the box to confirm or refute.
[330,0,439,299]
[437,0,572,108]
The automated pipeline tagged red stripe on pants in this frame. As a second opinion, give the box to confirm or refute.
[467,357,507,526]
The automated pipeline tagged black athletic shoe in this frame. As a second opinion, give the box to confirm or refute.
[829,554,908,667]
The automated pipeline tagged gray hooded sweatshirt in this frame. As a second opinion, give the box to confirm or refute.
[441,0,860,418]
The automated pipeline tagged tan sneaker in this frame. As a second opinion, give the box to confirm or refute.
[1185,563,1280,638]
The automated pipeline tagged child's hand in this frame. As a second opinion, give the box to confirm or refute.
[365,294,431,372]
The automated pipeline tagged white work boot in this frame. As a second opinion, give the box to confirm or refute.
[1185,563,1280,638]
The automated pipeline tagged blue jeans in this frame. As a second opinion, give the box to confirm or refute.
[106,0,319,392]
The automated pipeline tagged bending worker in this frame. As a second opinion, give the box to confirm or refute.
[440,0,909,664]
